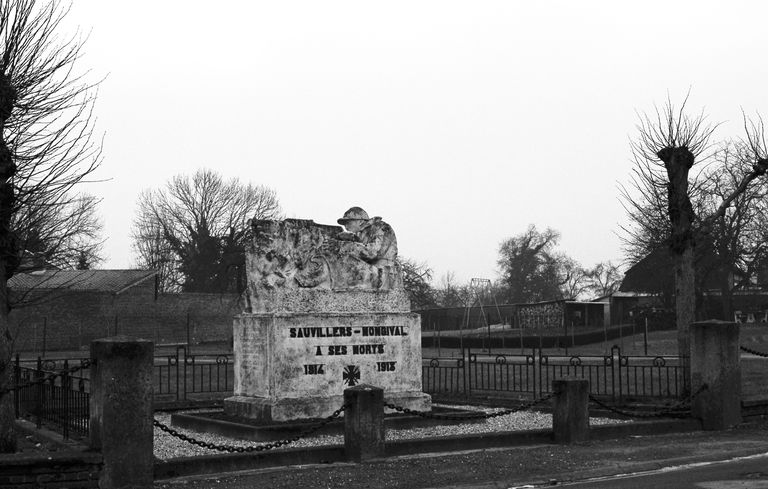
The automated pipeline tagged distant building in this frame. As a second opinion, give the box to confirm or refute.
[9,269,158,351]
[8,269,241,352]
[618,247,768,323]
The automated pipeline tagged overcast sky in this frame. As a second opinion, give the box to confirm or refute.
[65,1,767,284]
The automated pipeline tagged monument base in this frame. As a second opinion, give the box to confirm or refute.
[224,392,431,423]
[230,310,429,423]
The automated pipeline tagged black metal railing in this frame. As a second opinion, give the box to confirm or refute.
[13,356,90,439]
[154,346,233,401]
[423,345,688,402]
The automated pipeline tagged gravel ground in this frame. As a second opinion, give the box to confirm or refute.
[153,405,628,460]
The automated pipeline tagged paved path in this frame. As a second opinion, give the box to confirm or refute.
[553,453,768,488]
[154,420,768,489]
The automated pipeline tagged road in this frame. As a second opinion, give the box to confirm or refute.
[551,452,768,488]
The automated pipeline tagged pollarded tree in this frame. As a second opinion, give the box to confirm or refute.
[132,168,281,293]
[620,140,767,318]
[627,95,767,362]
[0,0,102,452]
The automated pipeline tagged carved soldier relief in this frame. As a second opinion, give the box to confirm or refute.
[246,207,404,312]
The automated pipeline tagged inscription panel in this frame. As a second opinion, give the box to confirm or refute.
[235,313,423,400]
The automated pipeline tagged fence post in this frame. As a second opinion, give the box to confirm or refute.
[13,354,19,418]
[62,359,70,440]
[90,336,154,489]
[690,320,741,430]
[552,377,590,443]
[35,357,42,429]
[344,384,385,462]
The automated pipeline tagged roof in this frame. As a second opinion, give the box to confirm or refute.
[592,291,657,302]
[619,242,730,294]
[8,269,157,294]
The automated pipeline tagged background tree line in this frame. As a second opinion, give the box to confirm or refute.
[402,225,623,310]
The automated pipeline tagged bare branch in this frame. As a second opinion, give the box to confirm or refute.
[131,169,282,293]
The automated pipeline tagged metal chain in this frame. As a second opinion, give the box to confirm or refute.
[740,345,768,357]
[384,392,556,421]
[0,359,93,395]
[153,404,348,453]
[588,384,709,419]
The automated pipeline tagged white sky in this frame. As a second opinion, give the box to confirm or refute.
[64,1,767,284]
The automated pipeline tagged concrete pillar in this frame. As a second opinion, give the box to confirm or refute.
[90,336,154,489]
[552,378,590,443]
[690,320,741,430]
[344,384,385,462]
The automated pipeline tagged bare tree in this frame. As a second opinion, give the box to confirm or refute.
[131,221,180,292]
[702,142,768,319]
[626,94,767,363]
[585,261,623,299]
[398,257,436,310]
[497,225,586,303]
[132,169,281,293]
[558,255,591,300]
[434,271,470,308]
[12,193,103,273]
[0,0,101,451]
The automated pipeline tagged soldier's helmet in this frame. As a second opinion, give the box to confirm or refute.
[337,207,369,224]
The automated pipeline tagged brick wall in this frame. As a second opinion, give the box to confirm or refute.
[9,281,243,352]
[0,451,102,488]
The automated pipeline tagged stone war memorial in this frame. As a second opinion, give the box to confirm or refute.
[224,207,431,422]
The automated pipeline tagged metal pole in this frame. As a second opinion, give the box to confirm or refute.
[632,315,636,353]
[35,357,42,428]
[571,320,575,351]
[487,320,492,355]
[644,316,649,356]
[13,354,19,418]
[42,317,47,358]
[62,360,70,440]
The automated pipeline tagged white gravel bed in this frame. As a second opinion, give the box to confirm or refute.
[153,405,627,460]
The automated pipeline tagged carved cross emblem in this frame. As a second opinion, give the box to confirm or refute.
[343,365,360,386]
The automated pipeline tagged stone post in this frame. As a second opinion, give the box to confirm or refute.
[90,336,154,489]
[552,378,590,443]
[344,384,385,462]
[690,320,741,430]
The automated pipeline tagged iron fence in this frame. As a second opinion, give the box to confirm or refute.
[13,356,90,439]
[154,346,234,401]
[423,345,688,402]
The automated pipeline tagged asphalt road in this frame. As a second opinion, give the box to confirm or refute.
[554,452,768,489]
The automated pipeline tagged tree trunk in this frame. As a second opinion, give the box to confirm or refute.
[0,73,17,452]
[659,146,696,369]
[0,263,16,453]
[720,274,734,321]
[675,246,695,362]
